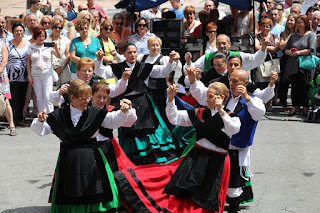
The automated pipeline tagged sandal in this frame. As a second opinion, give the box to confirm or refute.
[9,127,17,136]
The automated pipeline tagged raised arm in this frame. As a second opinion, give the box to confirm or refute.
[108,69,131,98]
[94,49,116,79]
[101,99,137,128]
[30,110,53,136]
[188,68,208,106]
[166,85,193,126]
[149,51,179,78]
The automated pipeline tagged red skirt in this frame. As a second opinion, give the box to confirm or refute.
[114,145,231,213]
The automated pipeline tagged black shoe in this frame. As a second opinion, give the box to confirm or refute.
[228,197,241,213]
[288,111,297,116]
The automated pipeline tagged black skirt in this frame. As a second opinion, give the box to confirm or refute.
[119,93,158,138]
[163,145,227,211]
[54,142,113,205]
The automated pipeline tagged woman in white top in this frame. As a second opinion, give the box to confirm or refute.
[232,10,254,46]
[200,22,218,56]
[27,26,60,114]
[46,19,71,87]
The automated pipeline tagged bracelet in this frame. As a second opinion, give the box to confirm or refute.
[219,110,226,117]
[27,74,31,79]
[298,51,300,55]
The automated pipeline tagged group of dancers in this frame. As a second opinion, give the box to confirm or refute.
[30,34,277,213]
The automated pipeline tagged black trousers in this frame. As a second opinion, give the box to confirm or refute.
[291,71,310,107]
[9,81,28,124]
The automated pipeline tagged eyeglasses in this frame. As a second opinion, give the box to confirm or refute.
[104,27,113,31]
[207,30,217,33]
[79,69,93,73]
[114,22,124,26]
[138,24,147,27]
[79,8,88,11]
[261,16,268,18]
[53,26,63,30]
[78,96,92,101]
[43,21,51,25]
[14,29,24,32]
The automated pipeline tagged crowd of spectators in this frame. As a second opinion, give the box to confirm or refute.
[0,0,319,138]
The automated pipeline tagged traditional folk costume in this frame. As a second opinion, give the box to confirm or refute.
[94,58,178,165]
[31,105,137,213]
[113,99,241,213]
[189,81,266,212]
[48,77,128,108]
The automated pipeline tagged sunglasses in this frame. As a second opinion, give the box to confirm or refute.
[261,15,268,18]
[80,27,88,31]
[316,4,320,7]
[138,24,147,27]
[104,27,113,31]
[43,21,51,25]
[60,3,68,6]
[207,30,217,33]
[53,26,63,30]
[79,8,88,11]
[115,22,124,25]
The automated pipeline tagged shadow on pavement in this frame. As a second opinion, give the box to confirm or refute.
[2,206,50,213]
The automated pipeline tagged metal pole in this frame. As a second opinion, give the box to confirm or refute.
[131,0,136,35]
[252,0,256,53]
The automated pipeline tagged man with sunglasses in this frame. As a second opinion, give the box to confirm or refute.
[274,3,287,25]
[110,13,131,54]
[59,0,77,21]
[87,0,109,24]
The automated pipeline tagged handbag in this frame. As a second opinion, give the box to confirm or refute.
[298,55,320,70]
[257,54,281,77]
[0,84,6,116]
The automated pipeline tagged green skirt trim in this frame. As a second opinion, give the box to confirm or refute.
[50,149,127,213]
[119,95,177,164]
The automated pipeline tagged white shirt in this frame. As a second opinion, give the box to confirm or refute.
[183,50,267,78]
[166,99,241,153]
[94,58,176,87]
[49,78,128,106]
[31,105,137,142]
[115,53,182,77]
[140,8,162,22]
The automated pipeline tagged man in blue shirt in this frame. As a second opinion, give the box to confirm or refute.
[0,16,14,46]
[170,0,185,18]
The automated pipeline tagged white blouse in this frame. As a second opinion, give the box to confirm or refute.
[31,105,137,142]
[27,43,54,76]
[165,99,241,153]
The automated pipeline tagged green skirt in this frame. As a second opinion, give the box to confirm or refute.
[118,95,178,165]
[50,148,127,213]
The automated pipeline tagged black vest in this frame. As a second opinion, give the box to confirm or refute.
[187,108,234,150]
[46,105,108,146]
[110,61,154,96]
